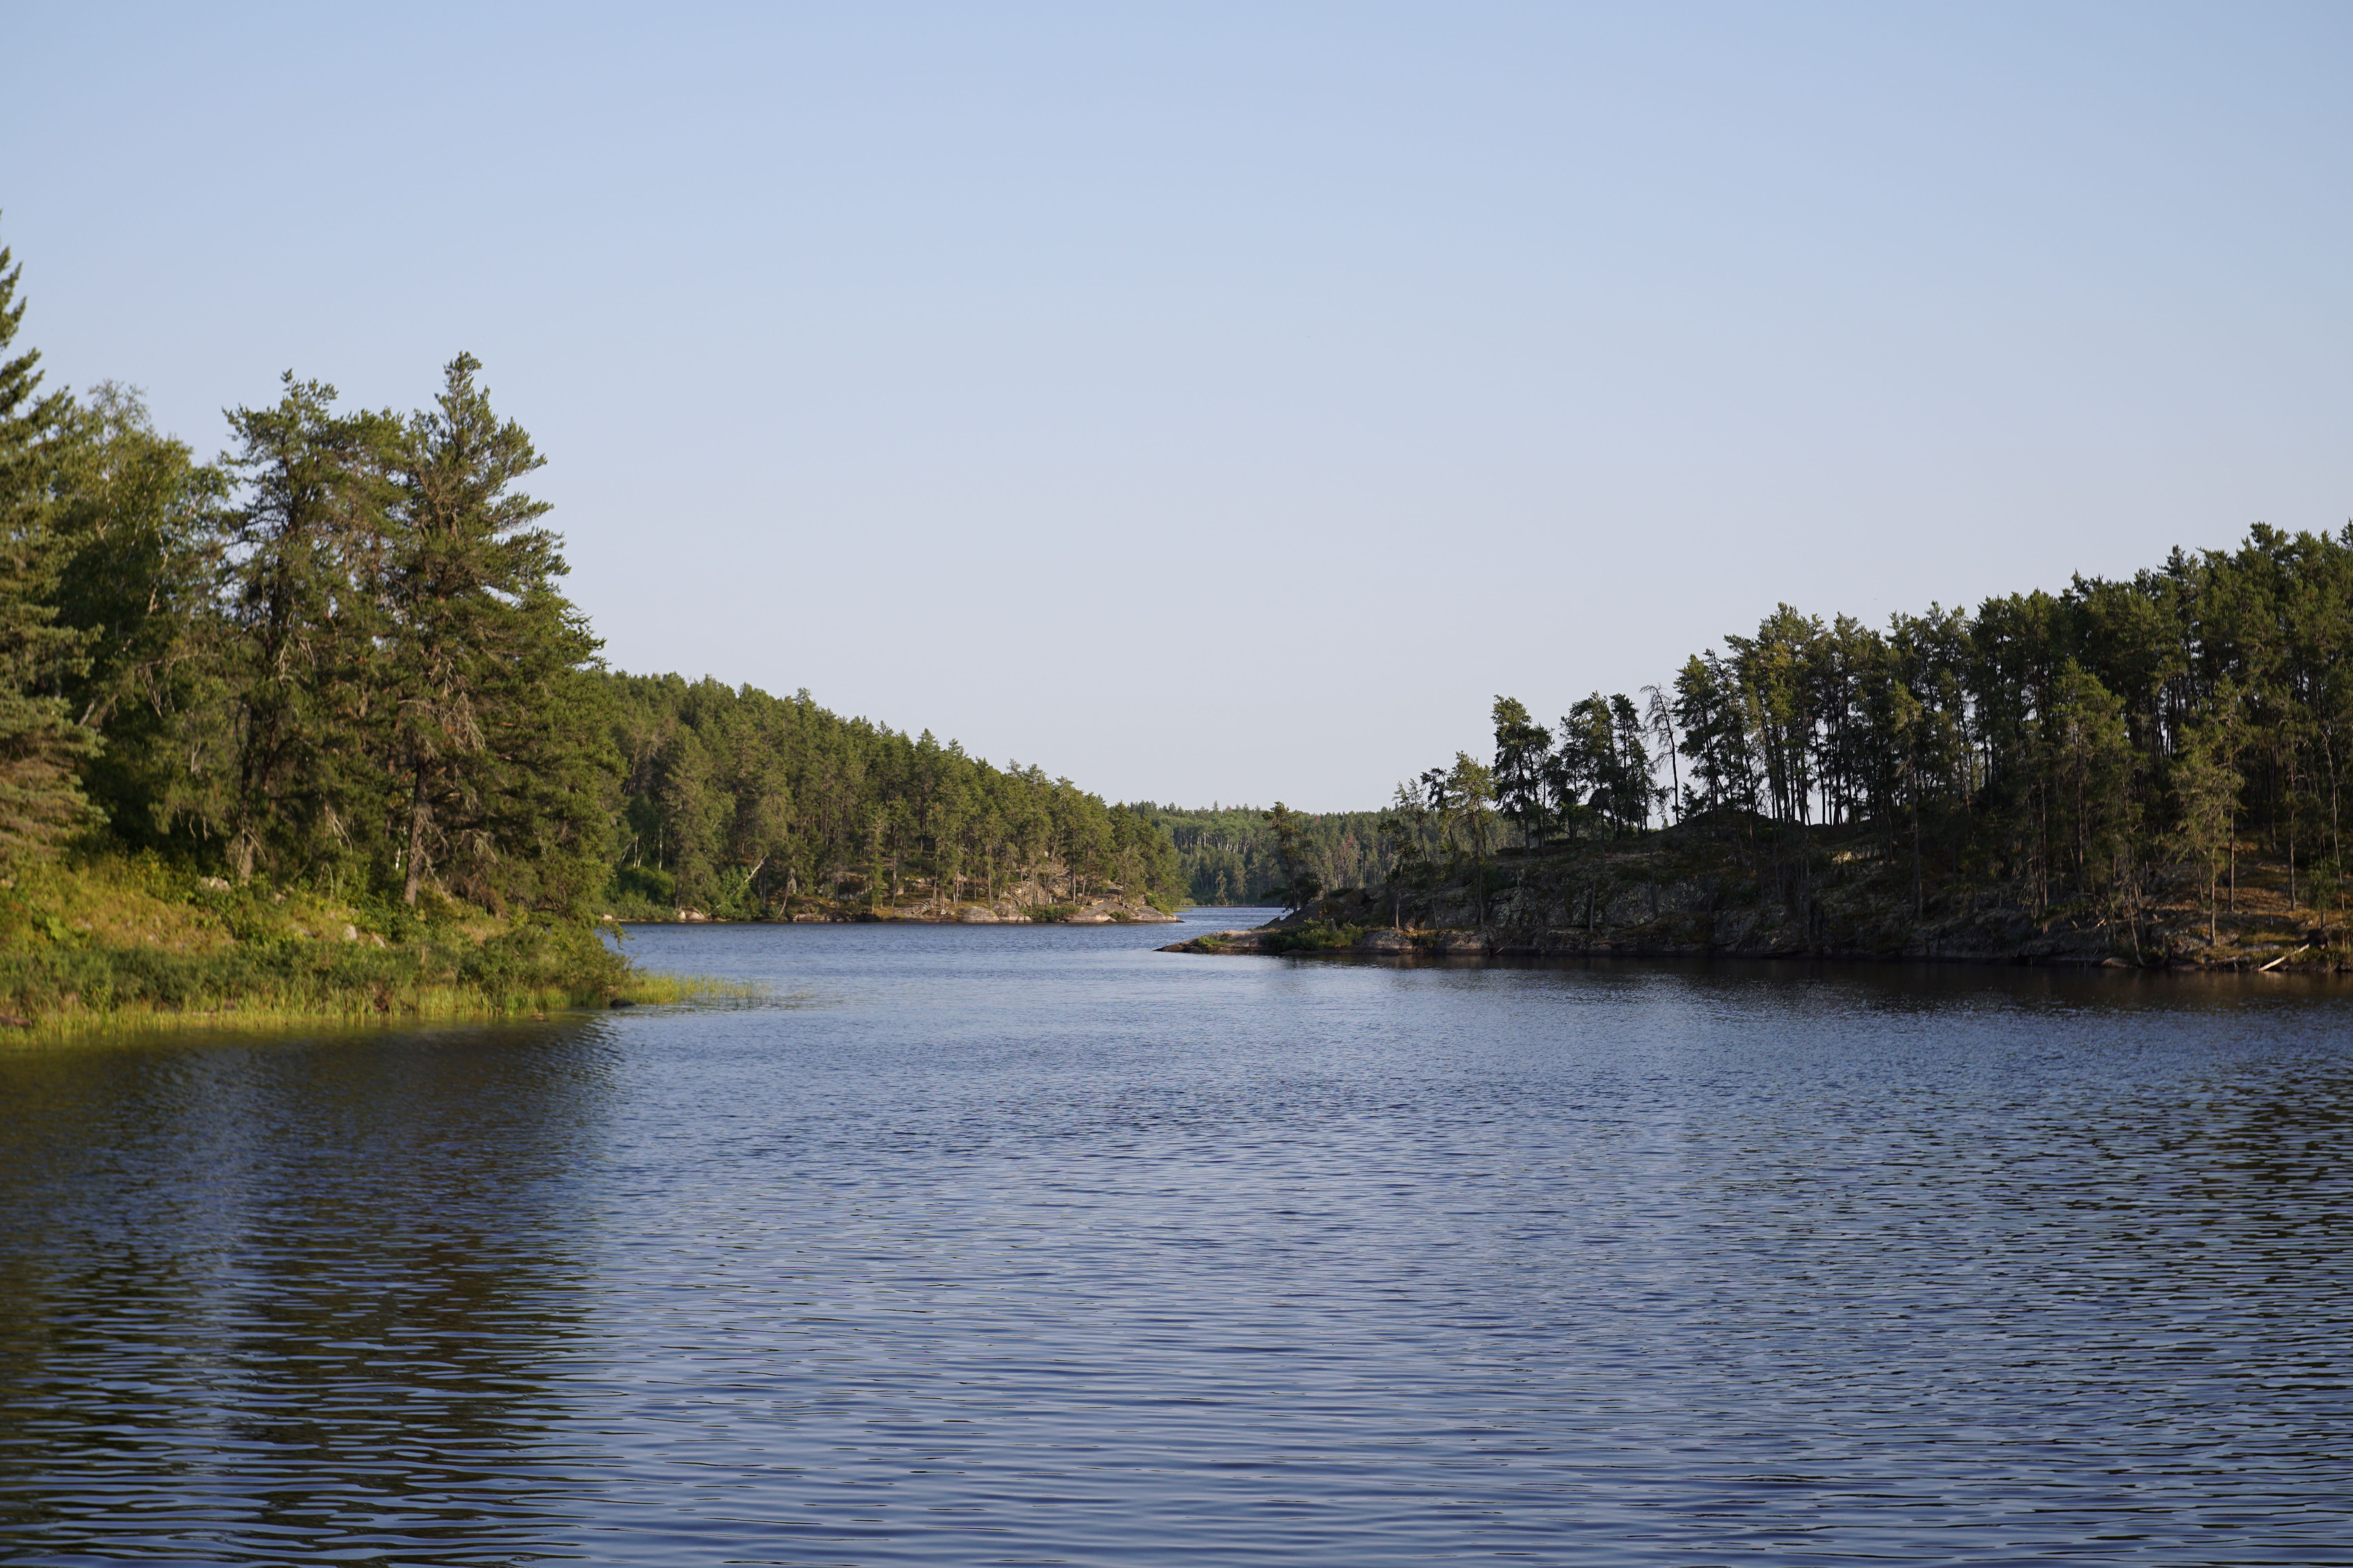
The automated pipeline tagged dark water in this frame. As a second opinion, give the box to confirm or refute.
[2,911,2349,1566]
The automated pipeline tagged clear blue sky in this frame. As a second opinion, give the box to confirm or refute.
[7,4,2349,808]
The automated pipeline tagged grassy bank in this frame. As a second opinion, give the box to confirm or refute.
[0,855,743,1041]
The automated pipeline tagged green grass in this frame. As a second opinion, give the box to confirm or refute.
[1,952,766,1043]
[0,854,767,1043]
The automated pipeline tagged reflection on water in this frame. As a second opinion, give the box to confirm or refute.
[0,1023,611,1563]
[2,917,2349,1565]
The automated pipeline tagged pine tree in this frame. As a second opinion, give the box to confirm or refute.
[1640,683,1680,822]
[1608,692,1654,833]
[220,374,399,881]
[0,226,97,865]
[1265,800,1321,915]
[1553,696,1615,832]
[2172,692,2244,946]
[1489,695,1552,848]
[383,354,611,912]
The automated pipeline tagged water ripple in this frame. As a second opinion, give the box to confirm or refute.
[2,918,2348,1564]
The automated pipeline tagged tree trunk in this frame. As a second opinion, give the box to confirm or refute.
[402,770,431,905]
[1912,796,1924,921]
[2329,732,2342,927]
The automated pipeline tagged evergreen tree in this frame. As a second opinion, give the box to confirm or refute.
[0,227,97,865]
[2172,687,2245,943]
[1553,696,1614,832]
[1608,692,1654,832]
[218,374,398,881]
[1441,752,1497,863]
[1375,783,1429,925]
[1265,800,1322,914]
[384,354,611,912]
[1489,695,1551,847]
[1640,683,1679,822]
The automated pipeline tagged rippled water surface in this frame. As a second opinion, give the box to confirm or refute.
[3,912,2350,1565]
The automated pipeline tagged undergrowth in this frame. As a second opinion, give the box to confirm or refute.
[0,853,755,1040]
[1258,921,1367,954]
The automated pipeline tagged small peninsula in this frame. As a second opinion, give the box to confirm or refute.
[1164,831,2342,971]
[1171,523,2353,976]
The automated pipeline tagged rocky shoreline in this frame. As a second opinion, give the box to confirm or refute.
[1158,833,2352,973]
[618,893,1180,927]
[1160,923,2344,970]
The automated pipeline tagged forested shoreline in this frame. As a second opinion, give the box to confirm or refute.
[1129,804,1383,907]
[601,674,1181,920]
[0,228,1180,1027]
[1229,525,2353,969]
[9,202,2351,1025]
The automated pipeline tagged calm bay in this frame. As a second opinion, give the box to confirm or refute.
[2,910,2348,1565]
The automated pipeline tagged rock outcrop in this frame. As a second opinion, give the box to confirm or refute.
[1162,829,2351,971]
[737,892,1176,925]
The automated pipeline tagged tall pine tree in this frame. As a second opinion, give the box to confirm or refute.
[0,225,96,865]
[219,374,398,881]
[384,354,610,912]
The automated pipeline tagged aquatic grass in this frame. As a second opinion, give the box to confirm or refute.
[610,971,770,1006]
[4,965,766,1044]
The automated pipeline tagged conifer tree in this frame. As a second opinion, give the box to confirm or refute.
[0,227,97,864]
[1489,695,1552,848]
[1609,692,1654,832]
[2172,687,2245,944]
[1553,696,1614,831]
[384,354,611,912]
[219,374,398,881]
[1265,800,1321,914]
[1640,683,1679,822]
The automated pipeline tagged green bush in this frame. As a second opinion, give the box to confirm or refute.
[603,864,678,919]
[1262,921,1366,954]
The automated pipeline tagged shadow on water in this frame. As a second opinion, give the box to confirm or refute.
[0,1017,617,1564]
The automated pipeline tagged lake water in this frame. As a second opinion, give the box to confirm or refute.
[2,910,2349,1565]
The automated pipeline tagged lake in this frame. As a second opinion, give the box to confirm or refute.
[2,910,2348,1565]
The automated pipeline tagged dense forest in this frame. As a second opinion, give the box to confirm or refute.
[0,311,610,912]
[1371,525,2353,937]
[602,674,1180,918]
[0,271,613,915]
[0,226,1181,1024]
[1129,804,1385,905]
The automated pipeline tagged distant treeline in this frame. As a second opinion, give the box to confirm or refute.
[1385,525,2353,923]
[606,674,1182,916]
[1129,805,1384,905]
[0,228,1176,921]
